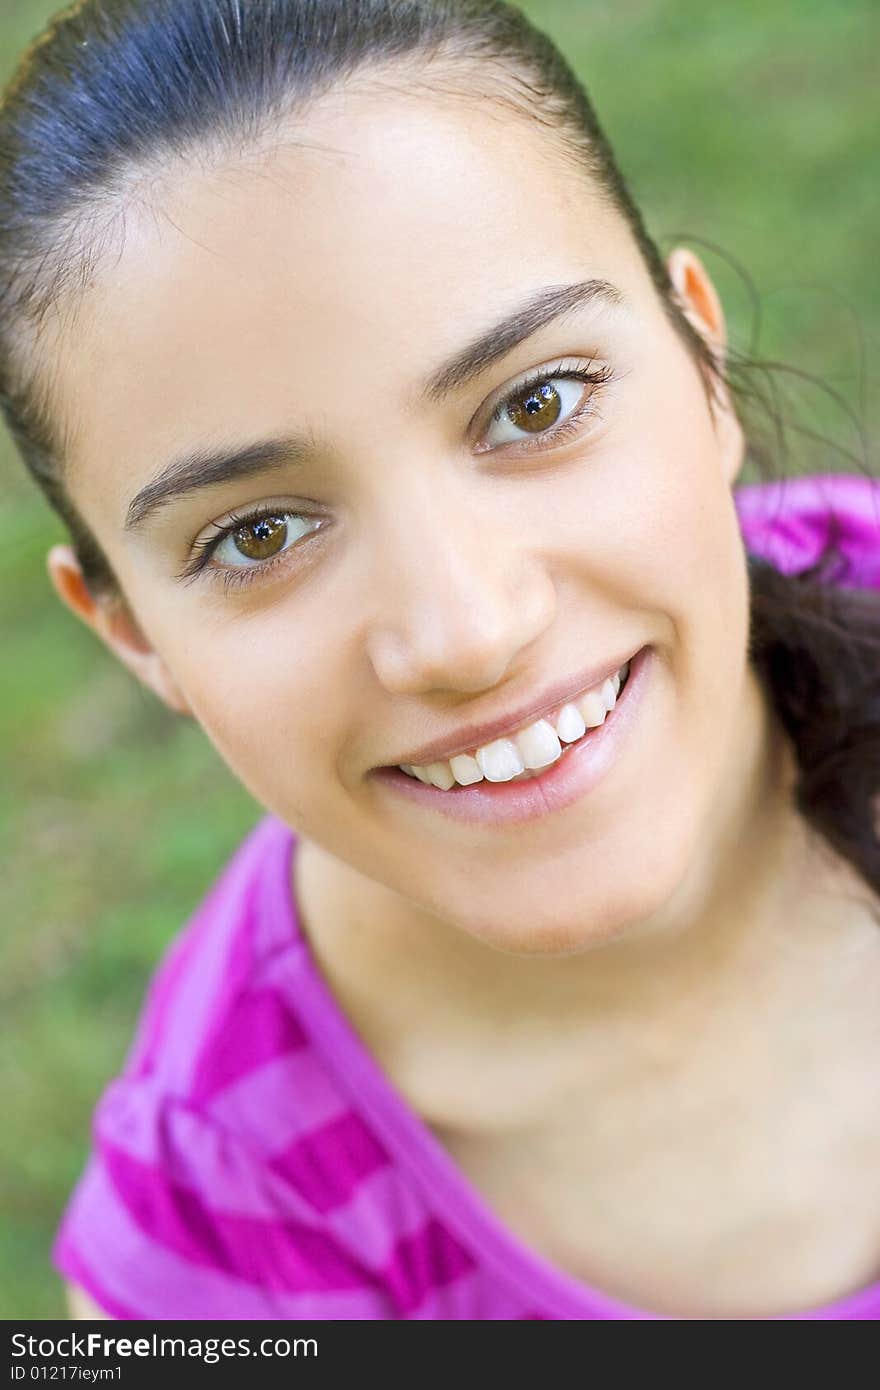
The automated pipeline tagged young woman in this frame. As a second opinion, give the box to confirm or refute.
[2,0,878,1320]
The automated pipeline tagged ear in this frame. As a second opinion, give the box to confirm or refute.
[666,246,727,358]
[46,544,194,718]
[666,246,745,485]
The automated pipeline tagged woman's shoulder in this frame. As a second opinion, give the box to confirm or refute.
[119,813,300,1097]
[734,470,880,591]
[51,815,406,1318]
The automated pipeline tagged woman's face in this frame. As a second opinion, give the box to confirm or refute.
[48,86,755,955]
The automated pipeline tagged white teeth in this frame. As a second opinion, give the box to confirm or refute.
[424,761,456,790]
[514,717,562,770]
[449,752,484,785]
[578,688,607,727]
[399,657,633,789]
[476,737,525,782]
[555,701,587,743]
[600,676,617,712]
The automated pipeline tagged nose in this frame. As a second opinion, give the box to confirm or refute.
[363,486,557,697]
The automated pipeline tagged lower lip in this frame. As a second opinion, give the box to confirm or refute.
[369,645,653,827]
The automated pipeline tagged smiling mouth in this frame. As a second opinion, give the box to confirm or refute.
[366,644,653,828]
[390,654,636,788]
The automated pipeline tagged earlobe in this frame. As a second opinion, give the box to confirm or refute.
[46,544,194,718]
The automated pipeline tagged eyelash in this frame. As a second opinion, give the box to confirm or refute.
[179,359,615,594]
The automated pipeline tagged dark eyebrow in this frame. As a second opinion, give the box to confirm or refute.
[124,277,626,533]
[421,277,624,401]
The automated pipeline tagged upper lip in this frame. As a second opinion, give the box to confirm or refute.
[382,647,643,769]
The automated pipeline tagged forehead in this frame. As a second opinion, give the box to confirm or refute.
[53,88,637,500]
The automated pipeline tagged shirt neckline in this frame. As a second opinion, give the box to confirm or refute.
[264,815,880,1321]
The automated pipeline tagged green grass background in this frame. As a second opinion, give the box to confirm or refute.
[1,0,877,1318]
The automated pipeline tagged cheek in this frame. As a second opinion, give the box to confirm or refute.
[555,375,748,652]
[615,363,747,612]
[588,371,753,728]
[158,620,340,813]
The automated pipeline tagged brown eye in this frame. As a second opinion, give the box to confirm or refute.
[231,514,289,561]
[213,509,323,571]
[483,367,608,450]
[181,507,325,590]
[505,381,564,435]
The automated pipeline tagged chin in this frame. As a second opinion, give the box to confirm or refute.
[480,924,634,959]
[452,896,649,959]
[448,834,696,959]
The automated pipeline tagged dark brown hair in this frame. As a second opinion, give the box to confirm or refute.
[1,0,877,906]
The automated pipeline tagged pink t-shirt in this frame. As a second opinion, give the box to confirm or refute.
[53,473,880,1320]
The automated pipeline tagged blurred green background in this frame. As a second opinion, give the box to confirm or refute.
[1,0,877,1318]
